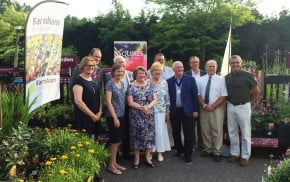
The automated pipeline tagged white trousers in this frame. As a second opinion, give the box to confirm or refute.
[153,113,171,152]
[227,102,251,160]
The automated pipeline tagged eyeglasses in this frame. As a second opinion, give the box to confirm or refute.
[86,64,95,68]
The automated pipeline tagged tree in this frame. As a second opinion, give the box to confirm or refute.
[0,5,26,66]
[145,0,259,68]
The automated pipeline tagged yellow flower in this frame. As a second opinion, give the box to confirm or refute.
[48,173,53,176]
[59,169,68,175]
[71,146,76,150]
[50,157,57,161]
[45,161,52,166]
[77,143,83,147]
[75,154,80,157]
[9,165,16,176]
[74,132,79,135]
[81,129,86,132]
[84,141,91,145]
[61,155,68,160]
[19,180,24,182]
[88,149,95,154]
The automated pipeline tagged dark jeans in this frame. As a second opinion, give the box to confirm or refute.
[193,116,203,147]
[171,108,194,157]
[122,105,131,158]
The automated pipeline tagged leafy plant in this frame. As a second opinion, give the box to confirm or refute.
[30,103,73,128]
[0,90,34,136]
[0,124,32,180]
[251,100,282,134]
[264,149,290,182]
[33,128,108,181]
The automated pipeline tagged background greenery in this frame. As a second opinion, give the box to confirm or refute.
[1,0,290,71]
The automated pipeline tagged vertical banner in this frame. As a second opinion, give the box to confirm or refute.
[220,25,232,77]
[25,1,68,112]
[114,41,147,71]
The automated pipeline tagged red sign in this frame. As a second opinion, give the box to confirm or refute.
[0,67,19,76]
[60,56,77,75]
[286,52,290,68]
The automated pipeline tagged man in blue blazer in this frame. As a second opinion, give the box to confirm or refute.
[167,61,198,164]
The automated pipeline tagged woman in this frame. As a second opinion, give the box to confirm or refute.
[127,66,157,169]
[71,56,102,139]
[150,62,171,162]
[105,64,127,175]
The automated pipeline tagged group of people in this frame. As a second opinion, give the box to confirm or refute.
[70,48,259,176]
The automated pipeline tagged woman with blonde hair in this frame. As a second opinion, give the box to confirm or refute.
[150,62,171,161]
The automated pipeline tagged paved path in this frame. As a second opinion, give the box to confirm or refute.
[103,148,272,182]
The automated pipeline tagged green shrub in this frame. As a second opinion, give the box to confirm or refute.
[0,91,34,136]
[266,158,290,182]
[30,103,73,128]
[34,128,108,181]
[0,124,32,180]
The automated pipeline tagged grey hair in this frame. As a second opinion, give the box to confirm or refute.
[113,55,126,63]
[172,61,183,68]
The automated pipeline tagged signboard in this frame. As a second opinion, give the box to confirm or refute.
[25,1,68,112]
[60,56,77,75]
[114,41,147,71]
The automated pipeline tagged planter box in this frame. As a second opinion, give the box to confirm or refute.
[278,123,290,147]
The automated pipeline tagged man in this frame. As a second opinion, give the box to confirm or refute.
[148,53,175,148]
[105,55,133,159]
[198,60,227,162]
[225,55,259,166]
[167,61,198,164]
[185,56,206,150]
[147,53,174,80]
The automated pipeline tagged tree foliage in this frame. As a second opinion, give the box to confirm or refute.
[0,5,26,66]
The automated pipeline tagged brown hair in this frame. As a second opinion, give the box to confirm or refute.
[79,56,95,72]
[133,66,146,80]
[111,63,124,77]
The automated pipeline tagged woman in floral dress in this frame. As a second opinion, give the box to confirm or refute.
[127,66,157,169]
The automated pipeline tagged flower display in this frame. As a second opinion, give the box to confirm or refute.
[61,155,68,160]
[59,169,68,175]
[88,149,95,154]
[45,161,52,166]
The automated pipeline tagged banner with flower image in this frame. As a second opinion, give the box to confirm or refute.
[25,1,68,113]
[114,41,147,71]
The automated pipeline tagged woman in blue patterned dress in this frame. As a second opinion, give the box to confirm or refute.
[127,66,157,169]
[150,62,171,162]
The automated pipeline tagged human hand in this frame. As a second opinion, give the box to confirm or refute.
[114,118,120,128]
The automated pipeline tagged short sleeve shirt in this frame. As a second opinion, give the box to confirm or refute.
[225,70,257,103]
[105,79,126,117]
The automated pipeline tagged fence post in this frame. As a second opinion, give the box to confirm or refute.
[0,83,2,129]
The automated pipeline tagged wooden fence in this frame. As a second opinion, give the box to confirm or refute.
[263,75,290,102]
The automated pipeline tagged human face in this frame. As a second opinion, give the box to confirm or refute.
[151,67,162,80]
[189,58,200,71]
[135,70,147,82]
[154,55,165,65]
[173,62,184,77]
[230,58,242,73]
[91,51,102,65]
[115,58,126,67]
[205,61,217,76]
[113,67,125,80]
[84,60,95,74]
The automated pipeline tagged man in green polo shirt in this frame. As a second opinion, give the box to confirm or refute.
[225,55,259,167]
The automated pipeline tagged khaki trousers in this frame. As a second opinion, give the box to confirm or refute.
[200,105,225,155]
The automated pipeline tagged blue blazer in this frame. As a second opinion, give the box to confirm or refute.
[167,74,198,117]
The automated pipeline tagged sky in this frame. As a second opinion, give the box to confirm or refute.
[16,0,290,18]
